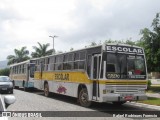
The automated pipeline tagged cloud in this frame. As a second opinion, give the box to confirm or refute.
[66,0,160,42]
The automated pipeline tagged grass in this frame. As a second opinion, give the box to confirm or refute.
[137,86,160,106]
[137,97,160,106]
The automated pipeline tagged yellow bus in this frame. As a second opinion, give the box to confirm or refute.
[10,43,148,107]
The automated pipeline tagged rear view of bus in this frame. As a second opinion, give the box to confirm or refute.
[99,44,147,105]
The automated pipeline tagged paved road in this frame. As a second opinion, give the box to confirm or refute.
[1,89,160,120]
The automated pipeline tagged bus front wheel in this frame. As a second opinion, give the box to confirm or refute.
[44,83,50,97]
[78,88,92,107]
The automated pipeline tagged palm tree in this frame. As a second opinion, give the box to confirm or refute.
[31,42,53,58]
[7,47,30,65]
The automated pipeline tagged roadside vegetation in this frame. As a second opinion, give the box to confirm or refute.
[137,97,160,106]
[0,68,10,76]
[7,47,30,65]
[147,86,160,93]
[31,42,53,58]
[137,85,160,106]
[147,80,152,90]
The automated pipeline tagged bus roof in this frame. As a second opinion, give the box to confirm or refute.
[9,43,144,66]
[9,60,31,67]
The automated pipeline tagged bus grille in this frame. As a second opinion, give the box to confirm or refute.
[106,85,147,93]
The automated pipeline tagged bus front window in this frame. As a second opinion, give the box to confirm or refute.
[102,52,146,79]
[104,53,127,79]
[127,55,146,78]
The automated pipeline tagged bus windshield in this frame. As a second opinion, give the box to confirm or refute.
[103,52,146,79]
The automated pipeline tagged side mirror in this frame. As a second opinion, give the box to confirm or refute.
[4,95,16,108]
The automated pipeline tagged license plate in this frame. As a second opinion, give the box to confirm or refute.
[125,96,133,100]
[2,88,7,90]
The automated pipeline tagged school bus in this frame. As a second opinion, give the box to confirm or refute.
[9,60,36,90]
[9,43,148,107]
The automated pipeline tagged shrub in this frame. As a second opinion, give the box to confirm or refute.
[147,80,152,90]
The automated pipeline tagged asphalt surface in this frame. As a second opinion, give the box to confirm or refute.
[1,89,160,120]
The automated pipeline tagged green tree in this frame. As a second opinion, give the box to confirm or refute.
[125,38,136,46]
[138,13,160,72]
[90,41,97,46]
[31,42,53,58]
[85,41,98,48]
[104,38,136,46]
[70,47,74,51]
[7,47,30,65]
[104,39,124,44]
[0,68,10,76]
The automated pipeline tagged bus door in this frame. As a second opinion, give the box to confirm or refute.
[26,63,35,88]
[26,64,29,81]
[39,62,43,89]
[29,63,35,79]
[91,54,101,101]
[23,63,29,88]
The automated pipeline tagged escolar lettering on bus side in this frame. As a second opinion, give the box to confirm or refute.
[55,73,69,80]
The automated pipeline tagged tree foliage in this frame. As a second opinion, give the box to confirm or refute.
[70,47,74,51]
[31,42,53,58]
[138,13,160,72]
[7,46,30,65]
[0,68,10,76]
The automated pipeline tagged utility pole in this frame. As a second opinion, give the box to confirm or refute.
[49,35,58,54]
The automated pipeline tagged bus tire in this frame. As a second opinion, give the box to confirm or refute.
[78,88,92,107]
[112,101,126,105]
[44,83,50,97]
[23,81,28,91]
[24,87,28,91]
[13,80,19,89]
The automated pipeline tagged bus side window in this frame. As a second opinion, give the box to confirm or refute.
[74,52,79,69]
[87,55,92,77]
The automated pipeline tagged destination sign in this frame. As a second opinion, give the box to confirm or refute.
[105,45,143,54]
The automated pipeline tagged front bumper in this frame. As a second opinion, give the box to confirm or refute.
[102,93,147,102]
[0,87,13,92]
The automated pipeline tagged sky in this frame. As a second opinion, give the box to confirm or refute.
[0,0,160,60]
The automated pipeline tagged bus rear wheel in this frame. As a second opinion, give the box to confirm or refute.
[78,88,92,107]
[23,81,28,91]
[44,83,50,97]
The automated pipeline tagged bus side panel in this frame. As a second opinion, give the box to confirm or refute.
[11,74,27,87]
[52,81,79,97]
[33,71,93,99]
[34,72,42,89]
